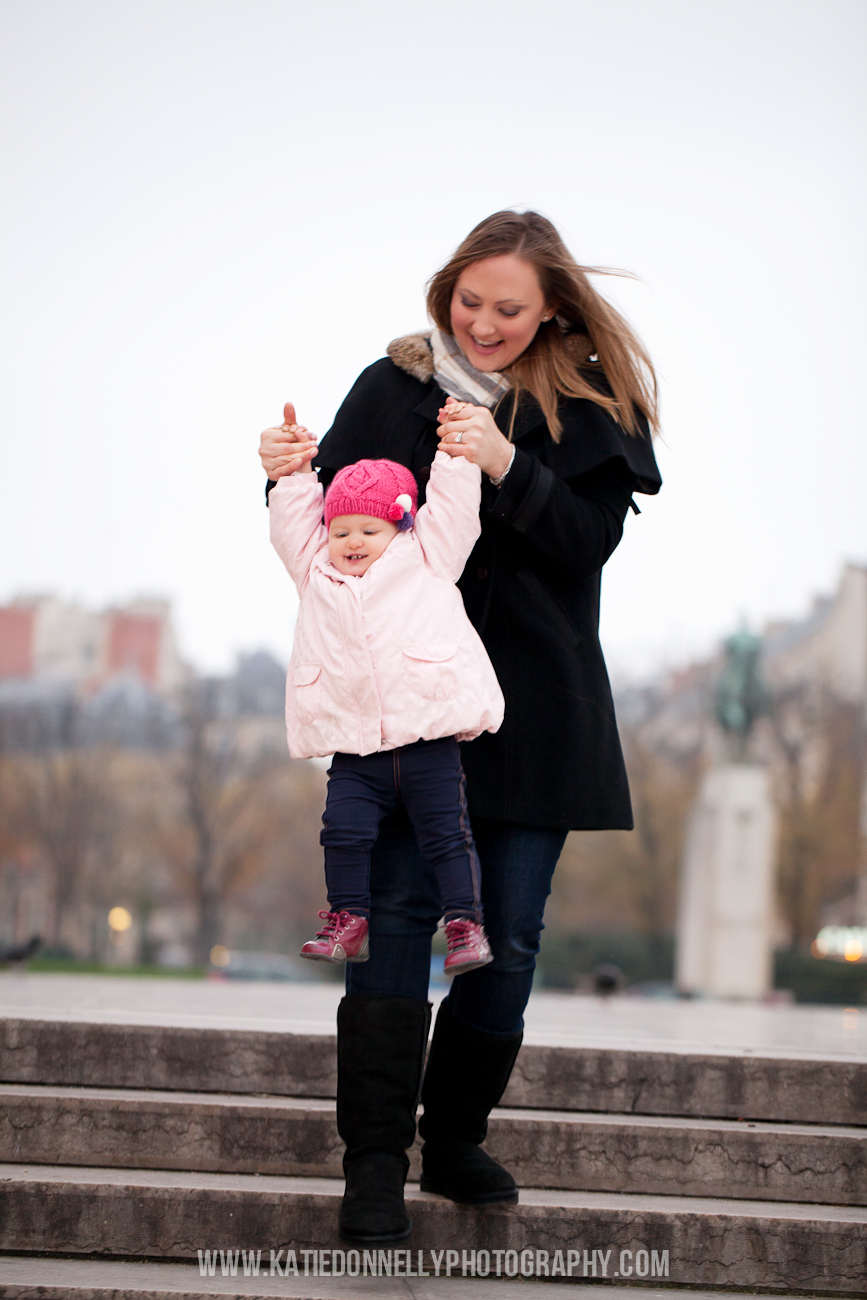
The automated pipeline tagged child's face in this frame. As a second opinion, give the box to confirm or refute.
[328,514,399,577]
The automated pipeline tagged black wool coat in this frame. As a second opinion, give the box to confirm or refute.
[268,338,661,830]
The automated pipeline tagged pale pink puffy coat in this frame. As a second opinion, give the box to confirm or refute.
[269,450,505,760]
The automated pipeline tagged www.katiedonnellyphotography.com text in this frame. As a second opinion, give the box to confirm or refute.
[198,1246,671,1280]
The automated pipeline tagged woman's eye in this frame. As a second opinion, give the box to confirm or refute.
[460,297,480,309]
[500,308,521,318]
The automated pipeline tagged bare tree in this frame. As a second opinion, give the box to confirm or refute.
[163,682,289,964]
[16,748,113,949]
[550,722,701,938]
[768,683,866,946]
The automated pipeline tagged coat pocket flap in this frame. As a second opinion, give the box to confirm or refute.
[401,642,457,664]
[293,663,322,687]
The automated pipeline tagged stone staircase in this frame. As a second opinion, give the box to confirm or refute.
[0,1014,865,1296]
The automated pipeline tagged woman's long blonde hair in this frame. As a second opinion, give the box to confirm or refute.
[426,210,658,441]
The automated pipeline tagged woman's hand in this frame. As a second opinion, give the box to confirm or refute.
[437,401,513,479]
[259,402,318,477]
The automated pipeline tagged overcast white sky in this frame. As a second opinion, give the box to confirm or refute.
[1,0,865,680]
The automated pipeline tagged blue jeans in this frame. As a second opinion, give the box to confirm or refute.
[321,738,482,922]
[345,812,567,1034]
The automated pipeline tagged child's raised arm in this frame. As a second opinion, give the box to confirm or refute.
[412,450,482,581]
[259,402,319,480]
[269,473,328,590]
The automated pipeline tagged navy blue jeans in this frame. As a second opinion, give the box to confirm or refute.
[321,737,483,924]
[345,810,567,1034]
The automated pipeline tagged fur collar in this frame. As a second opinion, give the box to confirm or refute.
[386,329,596,383]
[387,331,436,382]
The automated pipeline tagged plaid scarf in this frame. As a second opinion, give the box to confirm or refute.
[429,328,511,409]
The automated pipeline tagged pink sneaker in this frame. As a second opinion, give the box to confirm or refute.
[300,911,369,964]
[443,918,493,977]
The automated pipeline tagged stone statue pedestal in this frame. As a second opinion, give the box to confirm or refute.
[676,764,777,1000]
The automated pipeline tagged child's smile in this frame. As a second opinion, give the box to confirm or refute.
[328,513,399,577]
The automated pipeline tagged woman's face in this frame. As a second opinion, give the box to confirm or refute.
[449,254,551,371]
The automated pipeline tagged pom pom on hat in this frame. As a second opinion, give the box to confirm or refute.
[386,493,413,523]
[325,459,418,529]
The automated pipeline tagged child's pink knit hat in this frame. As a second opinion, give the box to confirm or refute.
[324,459,418,531]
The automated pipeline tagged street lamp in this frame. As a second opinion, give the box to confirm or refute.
[107,907,132,947]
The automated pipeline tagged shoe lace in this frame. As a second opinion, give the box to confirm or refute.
[446,918,477,952]
[315,910,350,938]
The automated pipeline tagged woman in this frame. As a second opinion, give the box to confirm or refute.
[259,210,661,1243]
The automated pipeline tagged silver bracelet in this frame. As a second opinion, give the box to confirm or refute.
[488,445,516,488]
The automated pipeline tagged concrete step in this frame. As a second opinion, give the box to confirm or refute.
[3,1017,865,1125]
[0,1164,864,1294]
[0,1254,804,1300]
[1,1083,865,1207]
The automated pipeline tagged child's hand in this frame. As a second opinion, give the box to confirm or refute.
[437,401,512,479]
[259,402,318,476]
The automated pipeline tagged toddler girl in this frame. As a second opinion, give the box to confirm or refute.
[269,445,505,976]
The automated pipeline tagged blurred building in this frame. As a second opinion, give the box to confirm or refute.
[626,563,867,759]
[0,595,185,694]
[623,563,867,944]
[762,563,867,704]
[0,594,290,757]
[0,595,189,750]
[221,651,288,758]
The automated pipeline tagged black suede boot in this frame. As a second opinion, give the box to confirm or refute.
[337,993,431,1243]
[418,999,521,1205]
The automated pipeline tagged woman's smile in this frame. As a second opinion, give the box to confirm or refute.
[450,253,551,372]
[469,334,504,358]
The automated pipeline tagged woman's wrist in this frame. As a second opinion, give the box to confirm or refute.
[488,444,516,487]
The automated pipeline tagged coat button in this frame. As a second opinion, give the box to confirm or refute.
[476,567,489,580]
